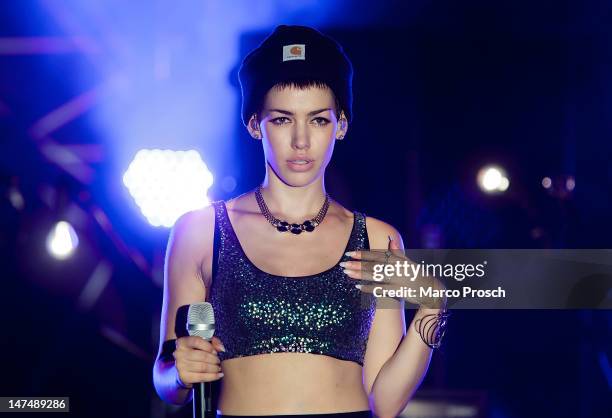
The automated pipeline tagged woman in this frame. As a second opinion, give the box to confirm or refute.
[153,25,448,418]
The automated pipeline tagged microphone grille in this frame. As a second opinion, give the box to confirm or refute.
[187,302,215,340]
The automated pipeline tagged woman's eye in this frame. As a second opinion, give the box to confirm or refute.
[271,117,329,125]
[272,117,289,125]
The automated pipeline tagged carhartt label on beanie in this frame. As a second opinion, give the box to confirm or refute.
[282,44,306,61]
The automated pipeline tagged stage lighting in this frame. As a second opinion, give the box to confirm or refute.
[477,165,509,194]
[8,185,25,210]
[541,174,575,198]
[122,149,213,227]
[46,221,79,260]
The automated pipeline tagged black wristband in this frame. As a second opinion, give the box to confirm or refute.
[175,372,193,390]
[159,338,177,362]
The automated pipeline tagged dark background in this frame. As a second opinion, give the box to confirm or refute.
[1,1,610,417]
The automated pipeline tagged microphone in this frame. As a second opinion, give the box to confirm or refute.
[186,302,216,418]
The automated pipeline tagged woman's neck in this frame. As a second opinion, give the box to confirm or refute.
[257,178,329,221]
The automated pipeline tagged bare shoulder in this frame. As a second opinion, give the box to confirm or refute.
[169,203,217,286]
[224,191,258,215]
[364,215,404,250]
[335,201,355,222]
[158,204,218,345]
[172,203,216,243]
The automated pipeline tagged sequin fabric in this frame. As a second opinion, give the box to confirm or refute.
[209,200,376,366]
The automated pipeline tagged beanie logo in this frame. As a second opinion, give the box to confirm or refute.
[282,44,305,61]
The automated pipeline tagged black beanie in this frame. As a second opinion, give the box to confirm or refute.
[238,25,353,127]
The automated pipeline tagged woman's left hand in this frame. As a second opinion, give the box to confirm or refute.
[340,236,447,308]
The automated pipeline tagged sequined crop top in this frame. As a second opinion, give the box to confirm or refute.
[208,200,376,366]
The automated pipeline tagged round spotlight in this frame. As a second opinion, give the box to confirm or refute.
[8,186,25,210]
[542,174,576,198]
[47,221,79,260]
[477,165,510,194]
[123,149,214,227]
[498,176,510,192]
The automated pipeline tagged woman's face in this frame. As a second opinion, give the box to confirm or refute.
[251,85,345,187]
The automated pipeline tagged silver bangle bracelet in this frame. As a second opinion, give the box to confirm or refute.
[414,308,451,349]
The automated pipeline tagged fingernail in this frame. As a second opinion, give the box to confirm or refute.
[339,261,348,267]
[219,373,224,377]
[355,284,362,289]
[220,345,227,352]
[345,251,354,257]
[388,235,394,242]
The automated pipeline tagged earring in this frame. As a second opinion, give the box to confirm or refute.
[337,113,346,140]
[251,115,260,138]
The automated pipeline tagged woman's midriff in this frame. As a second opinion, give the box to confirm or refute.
[217,352,371,415]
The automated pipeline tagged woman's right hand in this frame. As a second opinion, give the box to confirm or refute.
[174,335,225,388]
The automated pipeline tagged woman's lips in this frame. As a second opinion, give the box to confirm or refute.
[286,159,314,172]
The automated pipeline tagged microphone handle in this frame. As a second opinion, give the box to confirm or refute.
[193,382,213,418]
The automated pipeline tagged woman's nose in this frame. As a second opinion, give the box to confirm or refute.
[292,131,310,150]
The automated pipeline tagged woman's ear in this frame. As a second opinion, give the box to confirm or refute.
[247,114,262,140]
[336,111,348,140]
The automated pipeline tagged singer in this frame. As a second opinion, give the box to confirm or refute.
[153,25,447,418]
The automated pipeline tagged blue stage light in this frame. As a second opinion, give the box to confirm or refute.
[123,149,213,227]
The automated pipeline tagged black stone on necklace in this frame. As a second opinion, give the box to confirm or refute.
[255,184,331,234]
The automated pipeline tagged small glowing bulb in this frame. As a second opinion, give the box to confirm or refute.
[47,221,79,260]
[477,165,509,194]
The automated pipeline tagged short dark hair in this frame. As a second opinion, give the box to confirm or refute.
[252,78,342,125]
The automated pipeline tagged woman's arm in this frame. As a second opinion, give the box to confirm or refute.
[153,207,215,405]
[360,219,443,418]
[154,347,193,405]
[368,305,443,418]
